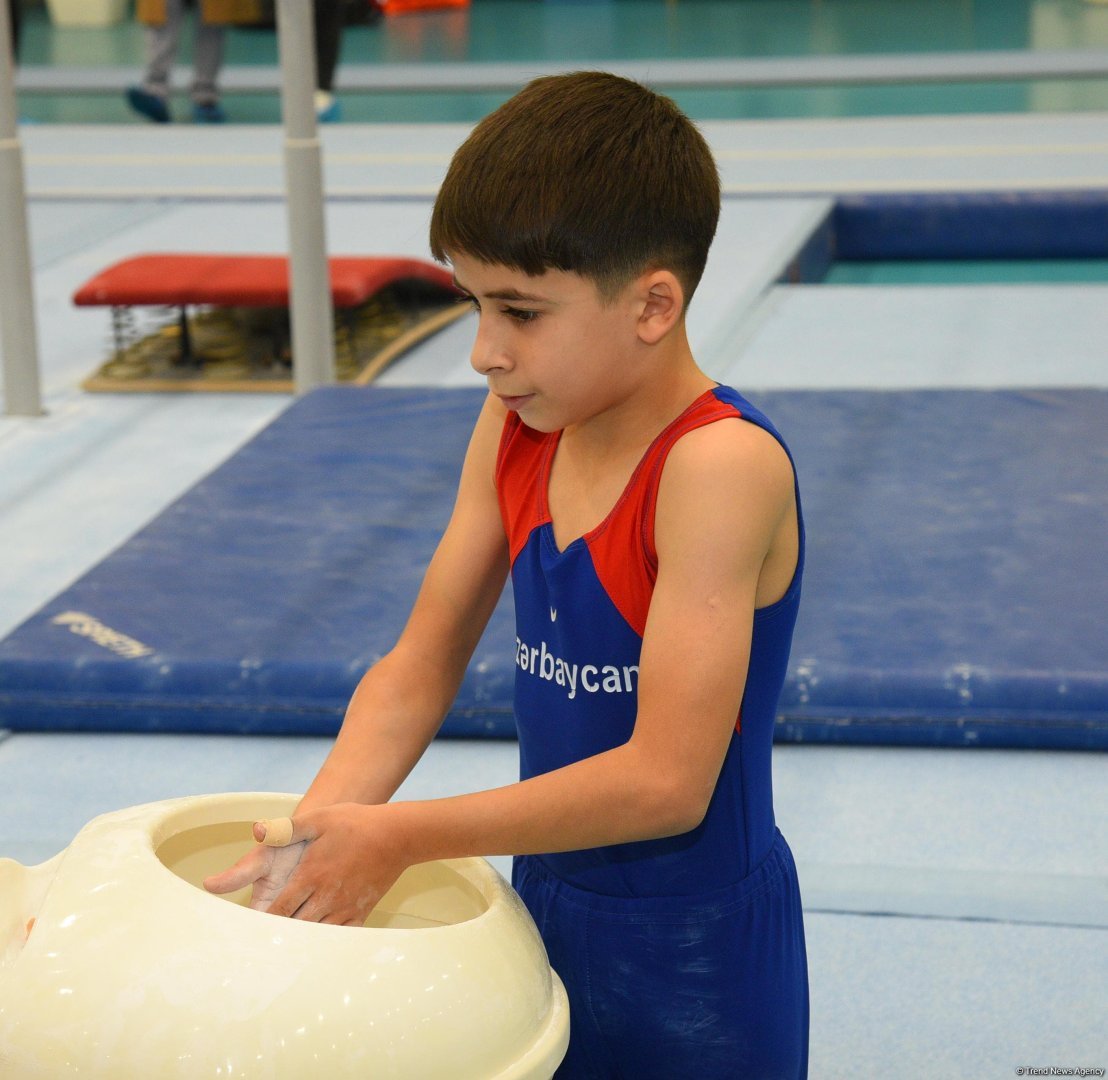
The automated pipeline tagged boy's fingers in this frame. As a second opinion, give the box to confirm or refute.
[267,880,317,920]
[203,854,259,894]
[254,812,321,847]
[254,816,296,846]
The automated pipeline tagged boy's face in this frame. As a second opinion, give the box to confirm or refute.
[450,253,646,434]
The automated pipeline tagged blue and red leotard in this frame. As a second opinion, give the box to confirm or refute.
[498,384,809,1078]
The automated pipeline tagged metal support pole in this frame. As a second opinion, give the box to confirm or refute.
[0,0,43,417]
[275,0,335,394]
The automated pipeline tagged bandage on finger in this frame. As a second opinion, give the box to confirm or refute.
[258,816,295,847]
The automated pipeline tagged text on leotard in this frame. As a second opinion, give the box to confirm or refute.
[515,635,638,701]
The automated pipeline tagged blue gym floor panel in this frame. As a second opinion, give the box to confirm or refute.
[833,190,1108,261]
[0,386,1104,749]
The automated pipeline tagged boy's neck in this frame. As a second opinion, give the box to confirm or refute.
[562,327,713,458]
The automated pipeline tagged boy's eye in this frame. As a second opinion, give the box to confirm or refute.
[454,296,537,323]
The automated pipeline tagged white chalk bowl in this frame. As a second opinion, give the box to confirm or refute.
[0,792,569,1078]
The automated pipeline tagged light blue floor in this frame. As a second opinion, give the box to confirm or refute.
[2,82,1107,1080]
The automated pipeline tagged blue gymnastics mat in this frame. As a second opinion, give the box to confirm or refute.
[0,387,1105,749]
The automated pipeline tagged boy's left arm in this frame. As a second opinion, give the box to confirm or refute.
[260,420,796,924]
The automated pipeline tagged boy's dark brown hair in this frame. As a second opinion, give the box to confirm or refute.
[429,71,721,307]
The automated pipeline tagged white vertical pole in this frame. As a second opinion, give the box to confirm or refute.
[275,0,335,394]
[0,0,43,417]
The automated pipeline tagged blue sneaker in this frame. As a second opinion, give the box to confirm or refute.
[192,101,227,124]
[126,86,171,124]
[316,98,342,123]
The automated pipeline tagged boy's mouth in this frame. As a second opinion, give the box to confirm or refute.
[497,394,534,412]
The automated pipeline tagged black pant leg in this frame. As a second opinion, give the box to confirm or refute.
[313,0,345,92]
[8,0,21,60]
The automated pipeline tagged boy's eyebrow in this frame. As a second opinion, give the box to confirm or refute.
[452,277,550,303]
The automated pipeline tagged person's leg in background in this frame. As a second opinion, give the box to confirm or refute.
[127,0,185,123]
[189,6,226,122]
[7,0,20,61]
[313,0,345,122]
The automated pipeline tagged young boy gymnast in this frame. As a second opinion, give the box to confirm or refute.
[205,71,809,1077]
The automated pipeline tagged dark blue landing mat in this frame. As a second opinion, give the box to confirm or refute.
[0,387,1105,749]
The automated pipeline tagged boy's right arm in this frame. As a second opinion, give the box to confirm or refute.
[203,393,509,907]
[302,391,510,809]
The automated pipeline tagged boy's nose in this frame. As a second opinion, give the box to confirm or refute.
[469,322,513,376]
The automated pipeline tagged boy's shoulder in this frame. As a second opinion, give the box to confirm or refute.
[656,393,796,538]
[665,409,792,491]
[664,386,791,478]
[652,395,798,596]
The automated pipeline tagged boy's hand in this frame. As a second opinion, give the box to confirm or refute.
[202,837,307,913]
[218,804,407,927]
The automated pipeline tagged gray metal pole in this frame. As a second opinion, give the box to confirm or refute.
[0,0,43,417]
[275,0,335,394]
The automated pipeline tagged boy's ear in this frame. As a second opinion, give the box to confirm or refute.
[635,270,685,345]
